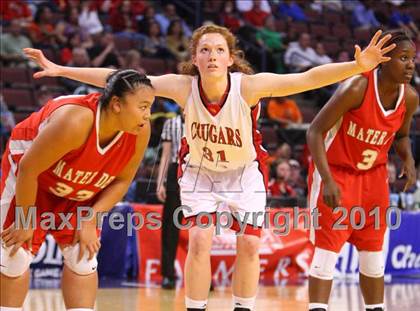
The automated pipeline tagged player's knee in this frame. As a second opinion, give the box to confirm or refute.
[309,247,338,280]
[0,242,33,278]
[237,235,260,258]
[359,251,384,278]
[188,228,213,259]
[62,244,97,276]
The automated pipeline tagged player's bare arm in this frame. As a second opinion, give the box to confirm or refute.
[0,105,93,255]
[306,75,367,208]
[394,85,419,191]
[23,48,192,107]
[241,30,395,106]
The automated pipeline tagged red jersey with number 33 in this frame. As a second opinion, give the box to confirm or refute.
[8,93,137,201]
[324,69,406,172]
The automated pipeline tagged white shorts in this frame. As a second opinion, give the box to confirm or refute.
[178,161,267,227]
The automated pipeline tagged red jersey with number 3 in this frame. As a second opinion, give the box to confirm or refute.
[8,93,137,201]
[324,69,406,172]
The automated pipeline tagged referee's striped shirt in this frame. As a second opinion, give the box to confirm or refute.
[161,115,184,164]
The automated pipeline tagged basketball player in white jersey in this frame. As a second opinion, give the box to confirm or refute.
[24,26,394,311]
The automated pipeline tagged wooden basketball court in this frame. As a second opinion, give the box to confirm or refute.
[23,282,420,310]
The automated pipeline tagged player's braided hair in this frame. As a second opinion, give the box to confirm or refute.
[380,29,414,48]
[100,69,153,107]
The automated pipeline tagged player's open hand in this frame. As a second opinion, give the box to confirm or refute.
[323,179,341,208]
[399,158,416,192]
[354,30,396,72]
[72,221,100,262]
[23,48,61,78]
[1,224,34,256]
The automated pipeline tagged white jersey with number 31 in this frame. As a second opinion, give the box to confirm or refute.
[180,72,267,172]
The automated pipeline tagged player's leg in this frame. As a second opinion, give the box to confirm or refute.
[58,243,98,310]
[230,161,267,311]
[179,164,218,310]
[307,167,357,310]
[184,224,214,310]
[53,199,99,311]
[0,148,36,310]
[232,233,260,311]
[353,166,389,311]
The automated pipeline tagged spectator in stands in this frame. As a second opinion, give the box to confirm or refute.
[313,43,333,65]
[123,49,146,74]
[311,0,343,12]
[351,0,380,30]
[137,6,157,35]
[387,161,400,207]
[268,160,297,198]
[109,0,138,34]
[36,85,57,108]
[277,0,307,22]
[284,33,318,72]
[0,95,16,139]
[143,21,174,59]
[78,0,103,35]
[166,19,190,62]
[56,5,93,49]
[61,47,92,92]
[288,159,306,196]
[236,0,271,13]
[107,0,147,17]
[60,33,87,65]
[243,0,270,28]
[155,3,192,36]
[256,16,285,73]
[88,31,123,68]
[28,4,59,49]
[266,142,292,167]
[0,0,33,26]
[267,97,302,127]
[0,19,32,66]
[221,1,243,33]
[389,3,419,38]
[337,50,351,62]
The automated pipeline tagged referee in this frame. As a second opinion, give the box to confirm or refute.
[157,113,184,289]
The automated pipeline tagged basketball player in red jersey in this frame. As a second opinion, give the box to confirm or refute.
[0,70,154,311]
[24,27,394,311]
[306,30,418,311]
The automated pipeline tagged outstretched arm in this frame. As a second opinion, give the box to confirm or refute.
[243,30,395,105]
[23,48,191,106]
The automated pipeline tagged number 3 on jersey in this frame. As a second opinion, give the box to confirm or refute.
[356,149,378,170]
[202,147,228,162]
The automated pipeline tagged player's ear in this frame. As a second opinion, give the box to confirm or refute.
[110,95,122,113]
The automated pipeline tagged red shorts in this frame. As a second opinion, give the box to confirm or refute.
[308,164,389,253]
[1,148,97,254]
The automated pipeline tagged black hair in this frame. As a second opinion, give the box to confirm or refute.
[100,70,153,108]
[380,29,414,48]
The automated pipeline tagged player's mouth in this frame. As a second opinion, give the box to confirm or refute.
[208,64,218,70]
[404,71,413,79]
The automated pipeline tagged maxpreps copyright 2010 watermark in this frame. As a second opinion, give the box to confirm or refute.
[13,205,401,237]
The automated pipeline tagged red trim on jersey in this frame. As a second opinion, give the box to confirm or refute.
[177,137,189,179]
[198,74,231,116]
[250,104,269,190]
